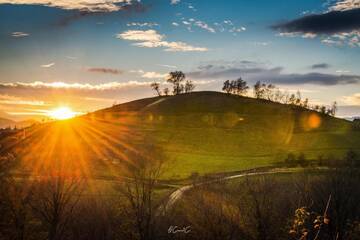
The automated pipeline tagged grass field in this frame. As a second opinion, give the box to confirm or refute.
[2,91,360,180]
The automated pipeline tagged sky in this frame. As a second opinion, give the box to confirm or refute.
[1,0,360,120]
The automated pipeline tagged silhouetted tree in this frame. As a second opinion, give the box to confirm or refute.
[289,94,296,105]
[264,84,275,100]
[223,78,248,96]
[303,98,309,108]
[184,80,195,93]
[163,87,169,96]
[119,144,167,240]
[330,101,337,116]
[222,80,232,94]
[30,173,84,240]
[253,81,264,99]
[233,78,249,95]
[320,106,327,114]
[295,90,302,105]
[167,71,186,95]
[150,82,161,96]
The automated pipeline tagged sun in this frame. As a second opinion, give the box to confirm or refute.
[48,106,76,120]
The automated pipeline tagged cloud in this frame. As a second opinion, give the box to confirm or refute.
[172,22,179,26]
[0,94,46,106]
[87,67,123,74]
[40,63,55,68]
[336,69,351,73]
[0,0,139,12]
[272,3,360,48]
[311,63,331,69]
[253,42,270,46]
[170,0,180,5]
[187,61,360,85]
[130,69,168,79]
[117,29,208,52]
[342,92,360,105]
[117,29,163,41]
[141,71,168,79]
[272,8,360,35]
[11,31,30,37]
[194,20,216,33]
[0,81,155,90]
[126,22,159,27]
[330,0,360,11]
[157,64,177,69]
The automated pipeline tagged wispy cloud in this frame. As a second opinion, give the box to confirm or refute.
[157,64,177,69]
[0,94,46,106]
[0,0,139,12]
[117,29,208,52]
[40,63,55,68]
[141,72,168,79]
[194,20,216,33]
[11,31,30,37]
[253,42,270,46]
[0,81,153,91]
[130,69,168,79]
[126,22,159,27]
[170,0,180,5]
[188,60,360,86]
[311,63,331,69]
[342,92,360,105]
[87,67,123,74]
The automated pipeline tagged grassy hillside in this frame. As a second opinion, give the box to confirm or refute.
[94,91,359,178]
[1,91,359,179]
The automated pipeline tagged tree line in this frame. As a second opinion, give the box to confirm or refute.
[150,71,195,96]
[151,73,337,116]
[222,77,337,116]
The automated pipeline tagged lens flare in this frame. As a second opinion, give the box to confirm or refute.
[48,107,76,120]
[308,113,321,129]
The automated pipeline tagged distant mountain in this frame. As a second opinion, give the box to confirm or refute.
[0,118,38,129]
[0,118,16,129]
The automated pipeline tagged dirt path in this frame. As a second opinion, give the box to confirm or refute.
[158,168,300,215]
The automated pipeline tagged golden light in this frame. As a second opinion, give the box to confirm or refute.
[308,113,321,129]
[48,106,76,120]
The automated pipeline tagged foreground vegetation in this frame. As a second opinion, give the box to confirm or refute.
[1,150,360,240]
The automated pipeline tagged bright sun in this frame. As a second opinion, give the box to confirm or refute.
[48,107,76,120]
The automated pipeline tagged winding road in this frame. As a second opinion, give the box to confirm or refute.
[158,168,300,215]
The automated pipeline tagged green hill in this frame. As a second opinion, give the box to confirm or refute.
[1,91,359,179]
[93,91,359,178]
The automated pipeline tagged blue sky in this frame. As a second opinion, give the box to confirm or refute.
[0,0,360,120]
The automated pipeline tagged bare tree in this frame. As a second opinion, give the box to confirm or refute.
[163,87,169,96]
[183,183,248,240]
[119,144,166,240]
[330,101,337,116]
[150,82,161,96]
[30,173,84,240]
[223,78,248,96]
[295,90,302,106]
[167,71,186,95]
[253,81,265,99]
[222,80,232,94]
[184,80,195,93]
